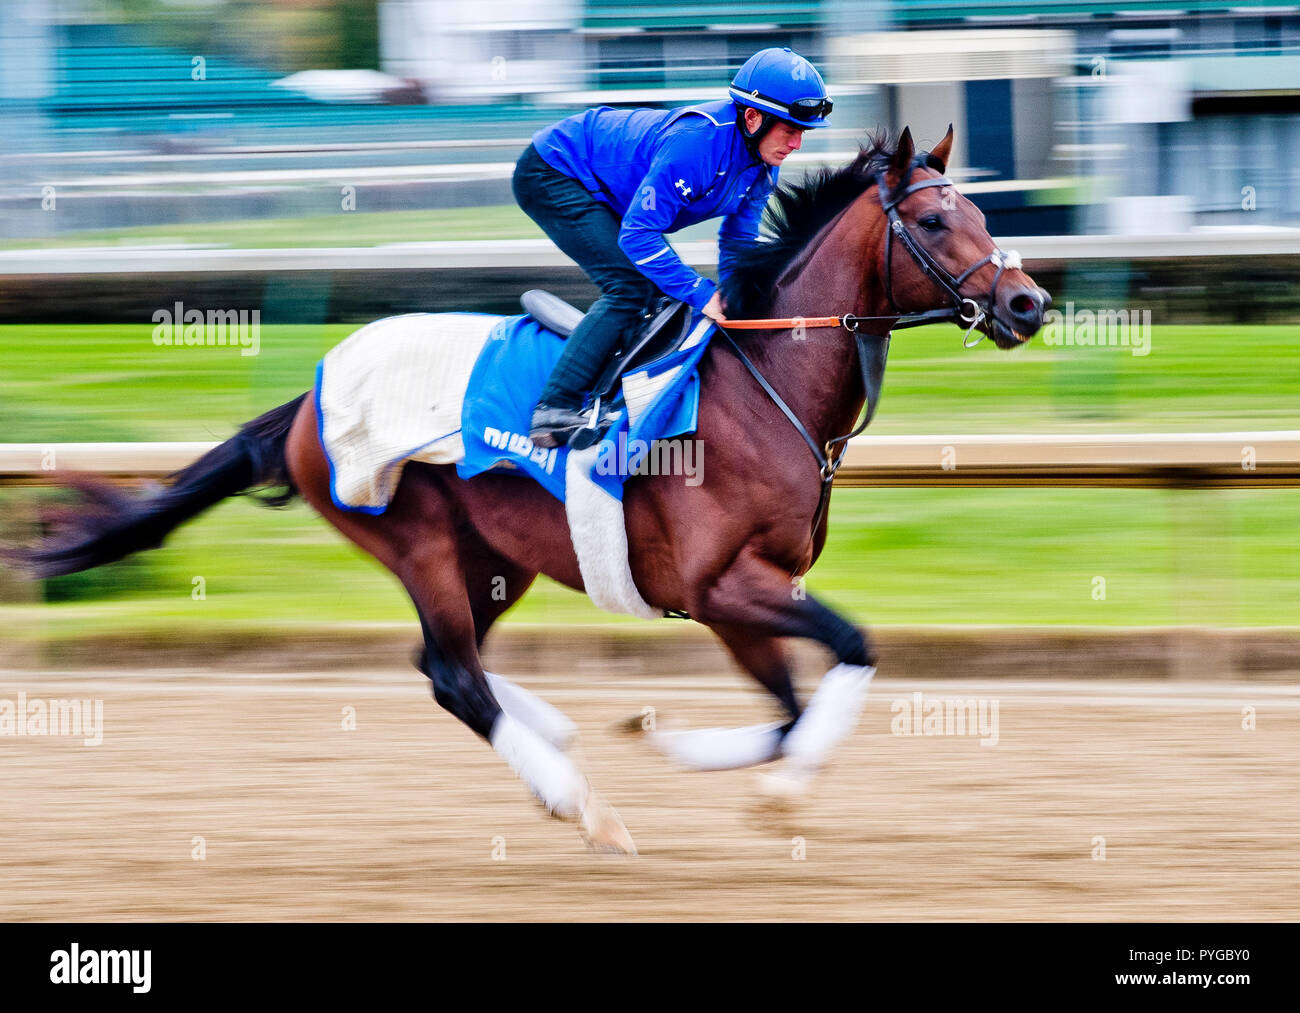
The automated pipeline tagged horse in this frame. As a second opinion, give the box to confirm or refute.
[8,126,1049,854]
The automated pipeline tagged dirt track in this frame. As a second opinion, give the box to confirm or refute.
[1,665,1296,921]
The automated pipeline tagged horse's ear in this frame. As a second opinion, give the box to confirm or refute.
[930,124,954,173]
[889,126,915,183]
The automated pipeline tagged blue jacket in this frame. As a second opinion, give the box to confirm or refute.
[530,97,776,312]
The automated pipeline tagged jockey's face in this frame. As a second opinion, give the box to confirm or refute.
[744,107,805,167]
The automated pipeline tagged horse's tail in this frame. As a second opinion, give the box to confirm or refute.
[8,393,309,579]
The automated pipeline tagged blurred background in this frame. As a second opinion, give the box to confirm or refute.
[3,0,1299,315]
[1,3,1298,928]
[0,0,1297,660]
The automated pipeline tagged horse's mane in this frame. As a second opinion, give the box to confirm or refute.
[720,130,894,320]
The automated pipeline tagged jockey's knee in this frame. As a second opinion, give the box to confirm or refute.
[597,284,655,315]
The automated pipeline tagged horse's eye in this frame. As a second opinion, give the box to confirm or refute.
[919,215,944,232]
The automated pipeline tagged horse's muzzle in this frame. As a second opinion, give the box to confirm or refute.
[989,285,1051,348]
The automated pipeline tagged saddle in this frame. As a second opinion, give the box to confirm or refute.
[520,289,697,449]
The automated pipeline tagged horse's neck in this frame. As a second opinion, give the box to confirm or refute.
[746,195,890,450]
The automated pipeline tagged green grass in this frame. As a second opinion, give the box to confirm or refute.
[1,321,1297,634]
[0,323,355,443]
[2,485,1294,635]
[2,322,1297,443]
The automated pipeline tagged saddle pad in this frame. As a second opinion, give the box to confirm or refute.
[315,312,500,513]
[458,310,715,502]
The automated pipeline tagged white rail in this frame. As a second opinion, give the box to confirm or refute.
[3,432,1298,488]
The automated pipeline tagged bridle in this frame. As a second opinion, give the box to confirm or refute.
[712,149,1027,568]
[720,150,1027,344]
[875,151,1024,349]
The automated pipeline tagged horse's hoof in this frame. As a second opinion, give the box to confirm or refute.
[580,795,637,855]
[754,761,815,810]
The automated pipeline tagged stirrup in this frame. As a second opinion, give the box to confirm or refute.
[529,403,588,448]
[566,395,623,452]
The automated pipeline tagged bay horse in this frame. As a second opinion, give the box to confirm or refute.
[10,126,1048,854]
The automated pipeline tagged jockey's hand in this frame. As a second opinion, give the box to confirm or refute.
[702,291,728,323]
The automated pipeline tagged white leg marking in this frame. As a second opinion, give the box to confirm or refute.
[780,663,875,770]
[490,713,589,818]
[490,712,637,854]
[649,722,785,770]
[485,672,577,751]
[759,663,875,799]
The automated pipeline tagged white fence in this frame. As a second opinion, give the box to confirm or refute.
[3,432,1298,488]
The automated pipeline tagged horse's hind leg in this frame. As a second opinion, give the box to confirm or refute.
[463,541,576,751]
[406,534,632,852]
[284,403,633,851]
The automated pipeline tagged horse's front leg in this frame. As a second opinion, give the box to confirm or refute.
[660,553,877,794]
[643,622,796,770]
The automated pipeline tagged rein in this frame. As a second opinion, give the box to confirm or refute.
[711,150,1025,562]
[714,326,887,560]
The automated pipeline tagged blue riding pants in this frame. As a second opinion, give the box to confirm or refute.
[511,142,660,409]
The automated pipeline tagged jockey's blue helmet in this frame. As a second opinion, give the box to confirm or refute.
[729,46,832,148]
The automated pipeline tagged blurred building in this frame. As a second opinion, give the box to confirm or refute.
[896,1,1300,230]
[380,0,583,100]
[379,0,831,102]
[372,0,1299,230]
[3,0,1298,235]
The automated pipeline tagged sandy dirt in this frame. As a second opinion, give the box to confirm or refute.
[1,665,1296,921]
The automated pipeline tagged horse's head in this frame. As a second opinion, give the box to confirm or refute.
[875,125,1050,349]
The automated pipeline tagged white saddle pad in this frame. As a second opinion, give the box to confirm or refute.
[316,311,659,619]
[317,312,498,511]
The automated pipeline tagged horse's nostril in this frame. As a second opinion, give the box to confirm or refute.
[1010,294,1037,318]
[1038,288,1052,312]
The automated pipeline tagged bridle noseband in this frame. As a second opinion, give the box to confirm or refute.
[875,152,1023,348]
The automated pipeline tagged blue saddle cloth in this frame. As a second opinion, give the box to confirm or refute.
[458,311,715,502]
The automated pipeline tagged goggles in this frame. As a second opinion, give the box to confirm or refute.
[742,90,832,123]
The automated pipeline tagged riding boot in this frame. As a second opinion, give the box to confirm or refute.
[530,311,634,448]
[528,403,588,449]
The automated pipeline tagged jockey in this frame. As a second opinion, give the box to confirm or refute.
[513,46,833,448]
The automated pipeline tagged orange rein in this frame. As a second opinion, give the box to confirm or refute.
[711,316,845,329]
